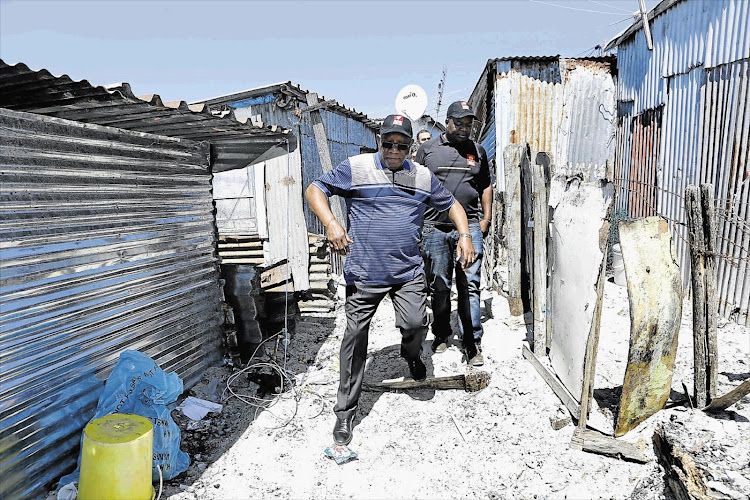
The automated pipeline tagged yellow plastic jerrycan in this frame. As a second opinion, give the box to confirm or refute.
[78,413,155,500]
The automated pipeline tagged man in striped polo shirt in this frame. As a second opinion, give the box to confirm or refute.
[305,114,475,446]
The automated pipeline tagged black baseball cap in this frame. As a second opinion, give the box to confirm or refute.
[380,114,413,138]
[447,101,477,120]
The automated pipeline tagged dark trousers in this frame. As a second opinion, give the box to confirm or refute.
[334,272,428,419]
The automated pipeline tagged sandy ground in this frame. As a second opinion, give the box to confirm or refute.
[155,278,749,500]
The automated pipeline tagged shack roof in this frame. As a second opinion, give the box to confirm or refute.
[605,0,681,51]
[0,60,294,172]
[194,81,380,131]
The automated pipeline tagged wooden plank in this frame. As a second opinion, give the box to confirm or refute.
[615,217,682,436]
[520,145,533,315]
[219,257,264,265]
[503,144,524,316]
[522,342,581,419]
[535,152,553,351]
[578,225,609,432]
[531,154,549,356]
[701,184,718,401]
[306,92,345,226]
[260,260,290,289]
[686,185,708,408]
[571,428,650,463]
[363,371,491,393]
[703,379,750,412]
[547,176,615,402]
[264,281,295,293]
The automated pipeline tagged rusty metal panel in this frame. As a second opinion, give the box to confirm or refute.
[701,60,750,324]
[616,217,682,436]
[548,176,614,401]
[626,108,663,219]
[0,108,223,499]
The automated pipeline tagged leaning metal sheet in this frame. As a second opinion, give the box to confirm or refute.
[548,176,614,402]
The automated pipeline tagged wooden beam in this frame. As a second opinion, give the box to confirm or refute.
[686,185,708,408]
[532,154,549,356]
[701,184,718,402]
[306,92,345,226]
[639,0,654,50]
[363,371,491,393]
[522,342,581,419]
[503,144,524,316]
[571,428,650,463]
[703,379,750,412]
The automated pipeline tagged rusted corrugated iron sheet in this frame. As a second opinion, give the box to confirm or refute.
[470,56,615,190]
[0,60,293,172]
[0,108,224,499]
[609,0,750,325]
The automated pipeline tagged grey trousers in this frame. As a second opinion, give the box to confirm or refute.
[334,272,428,419]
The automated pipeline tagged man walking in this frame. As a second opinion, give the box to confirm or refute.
[415,101,492,367]
[305,114,475,445]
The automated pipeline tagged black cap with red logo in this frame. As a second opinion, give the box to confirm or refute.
[447,101,477,120]
[380,114,413,138]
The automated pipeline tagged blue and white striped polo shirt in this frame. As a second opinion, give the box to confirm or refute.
[313,153,455,285]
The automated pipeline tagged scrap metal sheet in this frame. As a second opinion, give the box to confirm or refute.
[615,217,682,436]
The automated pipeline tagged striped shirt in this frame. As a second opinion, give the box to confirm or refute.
[313,153,455,285]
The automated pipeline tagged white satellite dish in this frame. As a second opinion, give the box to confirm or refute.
[395,85,428,122]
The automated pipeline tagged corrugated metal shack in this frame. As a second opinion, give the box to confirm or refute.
[195,83,379,299]
[605,0,750,324]
[467,56,617,291]
[468,55,617,189]
[0,60,292,499]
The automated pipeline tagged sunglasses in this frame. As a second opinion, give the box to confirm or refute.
[381,141,410,151]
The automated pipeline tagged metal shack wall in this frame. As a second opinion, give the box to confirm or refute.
[613,0,750,323]
[491,58,615,189]
[0,108,224,499]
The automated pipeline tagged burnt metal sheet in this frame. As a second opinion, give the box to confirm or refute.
[548,176,614,401]
[0,60,293,172]
[0,108,224,499]
[615,217,682,436]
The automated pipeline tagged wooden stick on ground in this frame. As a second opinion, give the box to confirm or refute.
[571,428,650,463]
[703,379,750,412]
[363,371,491,393]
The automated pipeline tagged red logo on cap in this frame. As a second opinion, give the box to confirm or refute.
[461,102,470,110]
[467,154,476,166]
[393,115,404,125]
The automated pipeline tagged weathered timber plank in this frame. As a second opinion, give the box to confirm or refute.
[570,428,650,463]
[615,217,682,436]
[531,154,548,356]
[703,379,750,412]
[363,371,491,393]
[504,144,524,316]
[700,184,718,402]
[522,342,581,419]
[686,185,708,408]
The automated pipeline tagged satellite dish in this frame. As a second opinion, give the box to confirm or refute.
[395,85,428,122]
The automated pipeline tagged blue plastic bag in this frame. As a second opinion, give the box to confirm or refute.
[59,350,190,489]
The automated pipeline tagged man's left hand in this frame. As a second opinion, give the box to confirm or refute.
[456,237,476,270]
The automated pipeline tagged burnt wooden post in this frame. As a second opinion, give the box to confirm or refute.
[306,92,345,227]
[685,185,707,408]
[531,152,550,356]
[503,144,524,316]
[520,145,534,315]
[700,184,718,402]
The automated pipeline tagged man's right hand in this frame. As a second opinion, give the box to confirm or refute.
[326,219,353,255]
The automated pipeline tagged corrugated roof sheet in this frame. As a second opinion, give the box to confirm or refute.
[0,60,294,172]
[194,81,381,131]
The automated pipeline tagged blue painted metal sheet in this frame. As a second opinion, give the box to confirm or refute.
[0,108,224,499]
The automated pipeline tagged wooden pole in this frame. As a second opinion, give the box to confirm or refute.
[504,144,524,316]
[531,155,548,356]
[701,184,718,402]
[685,185,708,408]
[306,92,345,226]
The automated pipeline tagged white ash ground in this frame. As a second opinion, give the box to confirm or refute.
[161,279,749,500]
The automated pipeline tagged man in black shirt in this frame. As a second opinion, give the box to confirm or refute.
[415,101,493,366]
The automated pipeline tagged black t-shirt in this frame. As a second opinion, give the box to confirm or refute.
[415,133,491,226]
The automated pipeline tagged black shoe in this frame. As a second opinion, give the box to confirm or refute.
[333,414,354,445]
[406,357,427,381]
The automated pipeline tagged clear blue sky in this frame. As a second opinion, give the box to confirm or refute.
[0,0,656,121]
